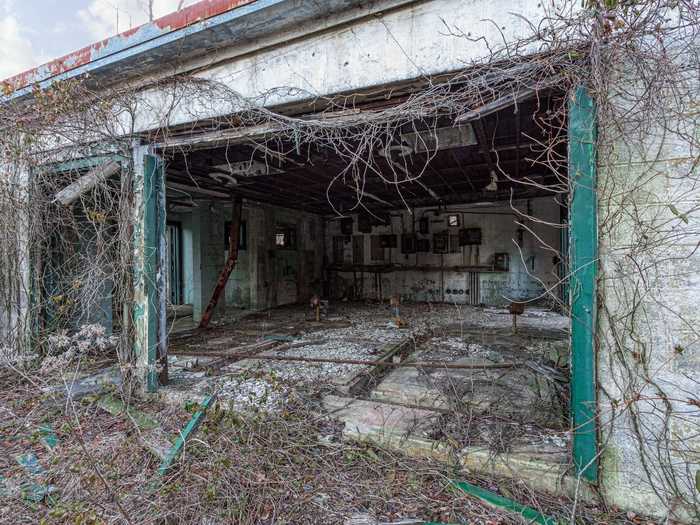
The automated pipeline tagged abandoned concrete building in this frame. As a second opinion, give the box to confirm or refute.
[0,0,698,523]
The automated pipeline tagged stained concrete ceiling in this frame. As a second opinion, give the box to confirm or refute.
[162,95,567,215]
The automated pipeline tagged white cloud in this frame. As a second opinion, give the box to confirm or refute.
[0,13,39,79]
[78,0,196,41]
[0,0,199,80]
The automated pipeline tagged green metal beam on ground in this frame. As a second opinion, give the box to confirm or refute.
[14,452,58,504]
[158,395,217,476]
[38,425,59,450]
[449,480,559,525]
[568,84,599,483]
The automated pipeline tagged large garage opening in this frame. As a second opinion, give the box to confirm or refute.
[159,89,573,481]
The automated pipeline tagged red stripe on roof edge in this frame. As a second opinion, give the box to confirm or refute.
[2,0,255,91]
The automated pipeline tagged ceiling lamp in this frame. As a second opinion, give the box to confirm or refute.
[213,160,282,177]
[400,124,477,154]
[485,171,499,192]
[209,171,238,187]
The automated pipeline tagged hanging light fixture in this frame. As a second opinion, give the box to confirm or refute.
[485,170,499,192]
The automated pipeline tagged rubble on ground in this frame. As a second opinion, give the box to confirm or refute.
[40,324,118,374]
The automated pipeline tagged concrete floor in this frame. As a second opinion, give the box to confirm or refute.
[164,303,570,460]
[153,301,582,497]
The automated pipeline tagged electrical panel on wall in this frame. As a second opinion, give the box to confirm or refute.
[494,252,510,271]
[433,231,449,254]
[459,227,482,246]
[358,214,372,233]
[419,217,430,234]
[401,234,417,254]
[340,218,354,235]
[380,234,397,248]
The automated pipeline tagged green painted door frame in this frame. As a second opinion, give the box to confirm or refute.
[37,155,128,334]
[132,145,165,393]
[568,85,599,483]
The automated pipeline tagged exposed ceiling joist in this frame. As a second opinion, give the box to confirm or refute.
[167,181,231,199]
[155,110,383,151]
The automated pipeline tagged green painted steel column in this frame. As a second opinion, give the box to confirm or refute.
[568,85,599,483]
[132,145,164,393]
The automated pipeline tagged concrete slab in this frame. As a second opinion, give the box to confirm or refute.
[40,367,122,400]
[323,395,589,503]
[323,395,448,461]
[371,335,566,428]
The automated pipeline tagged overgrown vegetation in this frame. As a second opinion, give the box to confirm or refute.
[1,364,656,524]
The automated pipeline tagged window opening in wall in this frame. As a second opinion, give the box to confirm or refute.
[275,225,297,249]
[167,222,183,305]
[224,220,248,250]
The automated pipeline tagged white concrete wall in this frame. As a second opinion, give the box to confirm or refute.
[597,81,700,519]
[0,162,31,353]
[325,197,563,306]
[131,0,545,132]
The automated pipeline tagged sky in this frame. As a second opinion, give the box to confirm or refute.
[0,0,199,79]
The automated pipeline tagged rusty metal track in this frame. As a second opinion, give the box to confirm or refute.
[170,348,518,370]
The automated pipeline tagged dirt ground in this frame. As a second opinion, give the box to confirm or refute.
[0,303,657,524]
